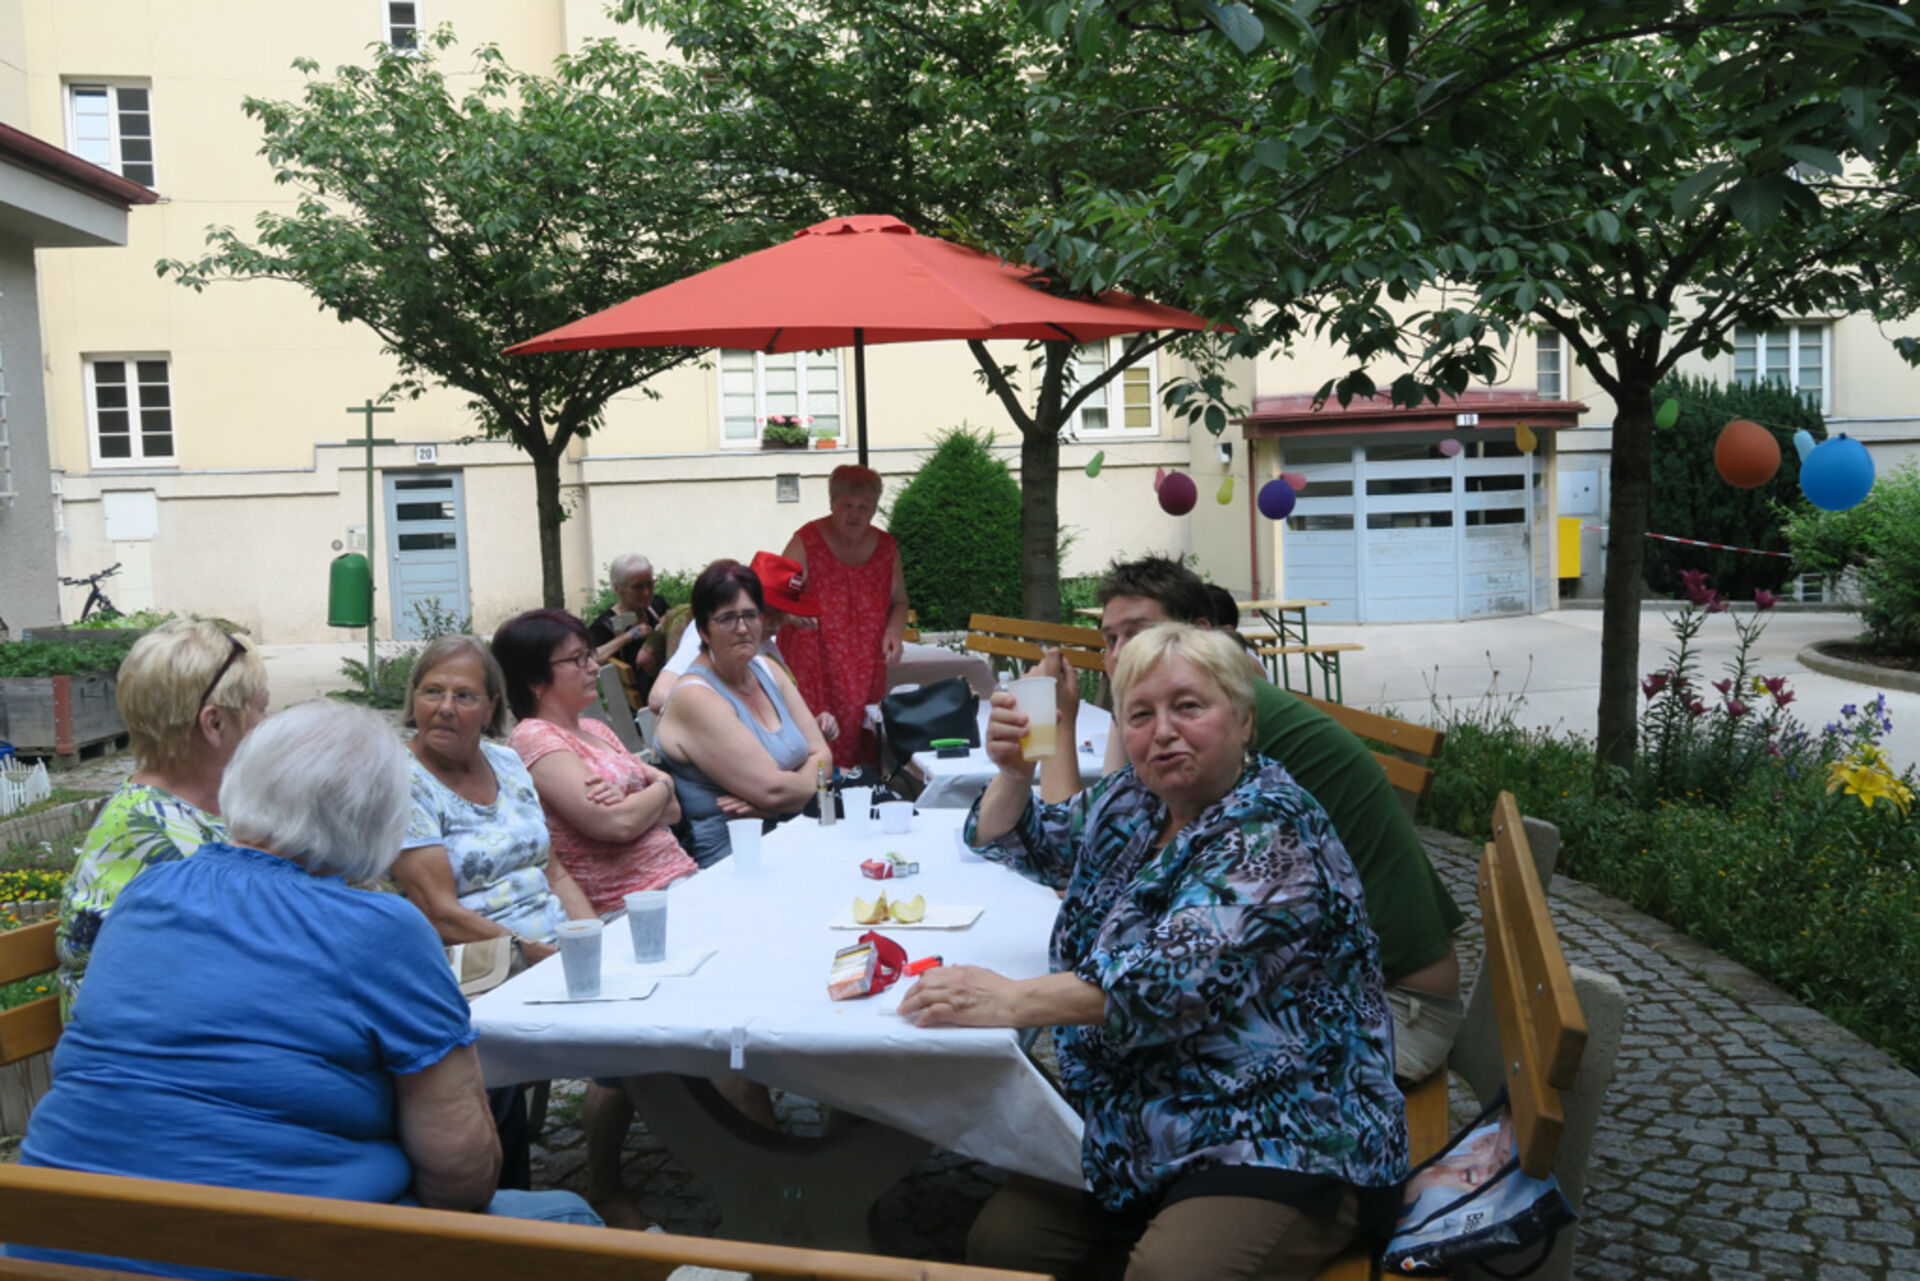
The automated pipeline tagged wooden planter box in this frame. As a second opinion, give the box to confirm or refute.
[0,673,124,758]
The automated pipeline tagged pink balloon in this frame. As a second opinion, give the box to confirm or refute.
[1153,466,1166,492]
[1438,438,1463,458]
[1282,471,1308,492]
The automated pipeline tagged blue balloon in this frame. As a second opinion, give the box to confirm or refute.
[1792,429,1816,463]
[1800,434,1876,512]
[1257,478,1298,520]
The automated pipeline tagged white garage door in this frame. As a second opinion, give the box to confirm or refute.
[1280,435,1538,623]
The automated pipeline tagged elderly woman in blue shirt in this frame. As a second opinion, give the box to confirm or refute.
[900,623,1406,1281]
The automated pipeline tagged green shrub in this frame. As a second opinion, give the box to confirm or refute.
[333,599,473,709]
[0,638,139,678]
[889,427,1022,632]
[579,566,697,626]
[1784,461,1920,656]
[1644,374,1822,601]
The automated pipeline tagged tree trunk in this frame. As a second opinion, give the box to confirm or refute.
[1595,373,1657,775]
[530,446,567,610]
[1019,413,1063,621]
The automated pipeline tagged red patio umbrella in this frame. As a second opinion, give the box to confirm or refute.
[505,214,1218,465]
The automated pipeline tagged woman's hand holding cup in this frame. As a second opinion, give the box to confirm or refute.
[984,691,1038,778]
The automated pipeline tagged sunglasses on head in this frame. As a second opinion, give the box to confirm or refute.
[198,634,247,711]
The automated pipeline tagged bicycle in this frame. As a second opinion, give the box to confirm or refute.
[60,562,123,622]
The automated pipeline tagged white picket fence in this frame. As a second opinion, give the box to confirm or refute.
[0,759,51,819]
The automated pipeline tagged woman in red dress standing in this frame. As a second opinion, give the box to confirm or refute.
[778,465,911,770]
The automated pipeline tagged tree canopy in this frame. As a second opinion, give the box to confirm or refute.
[161,31,773,607]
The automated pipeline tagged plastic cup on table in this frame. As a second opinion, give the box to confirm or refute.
[1007,675,1059,762]
[841,786,875,836]
[624,890,668,964]
[727,818,763,874]
[555,919,603,998]
[878,800,914,836]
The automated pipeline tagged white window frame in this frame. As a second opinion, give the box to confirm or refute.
[384,0,421,50]
[85,355,176,469]
[64,81,156,188]
[1065,338,1160,437]
[1733,322,1830,414]
[1536,330,1563,399]
[717,349,844,448]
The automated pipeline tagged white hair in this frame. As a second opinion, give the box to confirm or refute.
[610,554,654,589]
[219,701,411,882]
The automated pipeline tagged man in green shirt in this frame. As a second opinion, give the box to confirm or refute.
[1038,556,1464,1079]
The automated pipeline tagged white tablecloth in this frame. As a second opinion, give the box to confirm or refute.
[888,641,996,697]
[471,808,1085,1188]
[910,704,1113,810]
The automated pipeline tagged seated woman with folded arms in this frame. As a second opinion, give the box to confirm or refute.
[656,558,833,868]
[901,623,1406,1281]
[11,702,597,1278]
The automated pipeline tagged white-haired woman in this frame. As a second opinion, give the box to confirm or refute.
[14,703,597,1277]
[55,620,269,1012]
[900,624,1406,1280]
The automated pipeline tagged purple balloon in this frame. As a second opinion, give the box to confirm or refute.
[1257,478,1298,520]
[1158,470,1198,516]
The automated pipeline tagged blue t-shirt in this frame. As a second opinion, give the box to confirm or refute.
[16,841,474,1276]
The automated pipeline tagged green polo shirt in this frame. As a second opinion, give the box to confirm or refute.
[1252,680,1463,983]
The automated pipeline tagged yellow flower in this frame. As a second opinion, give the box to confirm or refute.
[1826,753,1915,815]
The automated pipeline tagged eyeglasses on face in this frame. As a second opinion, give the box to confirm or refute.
[198,634,247,711]
[417,685,487,709]
[551,648,595,671]
[711,609,763,631]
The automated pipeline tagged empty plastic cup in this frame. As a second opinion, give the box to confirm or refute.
[556,919,604,998]
[878,800,914,835]
[842,786,875,836]
[727,817,763,874]
[625,890,668,964]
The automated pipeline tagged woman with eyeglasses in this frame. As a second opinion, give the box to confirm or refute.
[55,621,269,1013]
[656,559,833,869]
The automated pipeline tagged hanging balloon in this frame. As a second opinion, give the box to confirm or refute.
[1437,438,1463,458]
[1085,450,1105,478]
[1800,434,1876,511]
[1713,418,1780,489]
[1215,474,1235,505]
[1515,423,1538,454]
[1153,466,1166,492]
[1257,478,1298,520]
[1655,398,1681,430]
[1158,470,1198,516]
[1792,429,1816,463]
[1281,471,1308,492]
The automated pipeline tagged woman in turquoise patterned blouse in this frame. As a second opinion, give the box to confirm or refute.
[900,624,1407,1280]
[56,621,269,1013]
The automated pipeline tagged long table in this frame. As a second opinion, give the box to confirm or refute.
[471,809,1084,1247]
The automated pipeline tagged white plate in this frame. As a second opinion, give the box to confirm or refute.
[829,905,983,931]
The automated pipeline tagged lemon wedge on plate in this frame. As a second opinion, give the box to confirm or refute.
[852,893,890,925]
[889,895,927,924]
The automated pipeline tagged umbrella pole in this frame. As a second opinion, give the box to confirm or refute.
[854,328,869,468]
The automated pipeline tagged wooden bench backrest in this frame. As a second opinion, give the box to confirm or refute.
[0,919,62,1068]
[0,1164,1045,1281]
[1481,791,1588,1178]
[965,614,1105,673]
[1293,692,1445,804]
[904,608,920,643]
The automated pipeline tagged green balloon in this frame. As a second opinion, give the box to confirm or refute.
[1085,450,1105,478]
[1655,398,1680,430]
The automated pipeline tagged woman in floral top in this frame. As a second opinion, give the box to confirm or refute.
[56,622,269,1014]
[901,624,1407,1280]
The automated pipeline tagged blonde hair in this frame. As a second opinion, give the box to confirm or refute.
[1111,622,1258,725]
[117,621,268,771]
[827,464,883,504]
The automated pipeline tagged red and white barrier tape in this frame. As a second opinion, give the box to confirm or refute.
[1578,526,1794,559]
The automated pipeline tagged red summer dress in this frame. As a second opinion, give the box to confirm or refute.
[778,521,895,769]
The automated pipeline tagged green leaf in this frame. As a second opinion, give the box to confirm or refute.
[1726,174,1790,235]
[1200,1,1265,54]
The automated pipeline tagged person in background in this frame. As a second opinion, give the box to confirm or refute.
[13,703,598,1279]
[1037,555,1466,1083]
[777,465,910,769]
[585,554,669,708]
[655,558,833,868]
[55,621,270,1014]
[902,624,1405,1278]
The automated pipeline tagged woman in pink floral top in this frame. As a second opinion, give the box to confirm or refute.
[494,609,694,914]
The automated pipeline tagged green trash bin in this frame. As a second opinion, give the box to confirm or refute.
[328,553,372,628]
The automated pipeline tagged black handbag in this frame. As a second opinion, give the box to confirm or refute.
[879,676,980,756]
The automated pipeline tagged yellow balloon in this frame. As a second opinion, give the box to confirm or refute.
[1515,422,1538,454]
[1216,474,1235,505]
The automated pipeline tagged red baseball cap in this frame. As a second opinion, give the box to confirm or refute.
[750,551,819,617]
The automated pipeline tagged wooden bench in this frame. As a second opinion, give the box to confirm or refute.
[1313,791,1626,1281]
[1294,692,1446,821]
[0,918,1043,1280]
[1249,639,1364,702]
[964,614,1105,675]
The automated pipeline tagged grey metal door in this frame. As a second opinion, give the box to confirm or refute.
[383,471,470,639]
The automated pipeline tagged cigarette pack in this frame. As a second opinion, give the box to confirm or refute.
[827,941,879,1001]
[860,853,920,880]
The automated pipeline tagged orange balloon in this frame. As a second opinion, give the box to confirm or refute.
[1713,418,1781,489]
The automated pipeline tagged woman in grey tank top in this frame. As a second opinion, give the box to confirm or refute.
[656,559,834,867]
